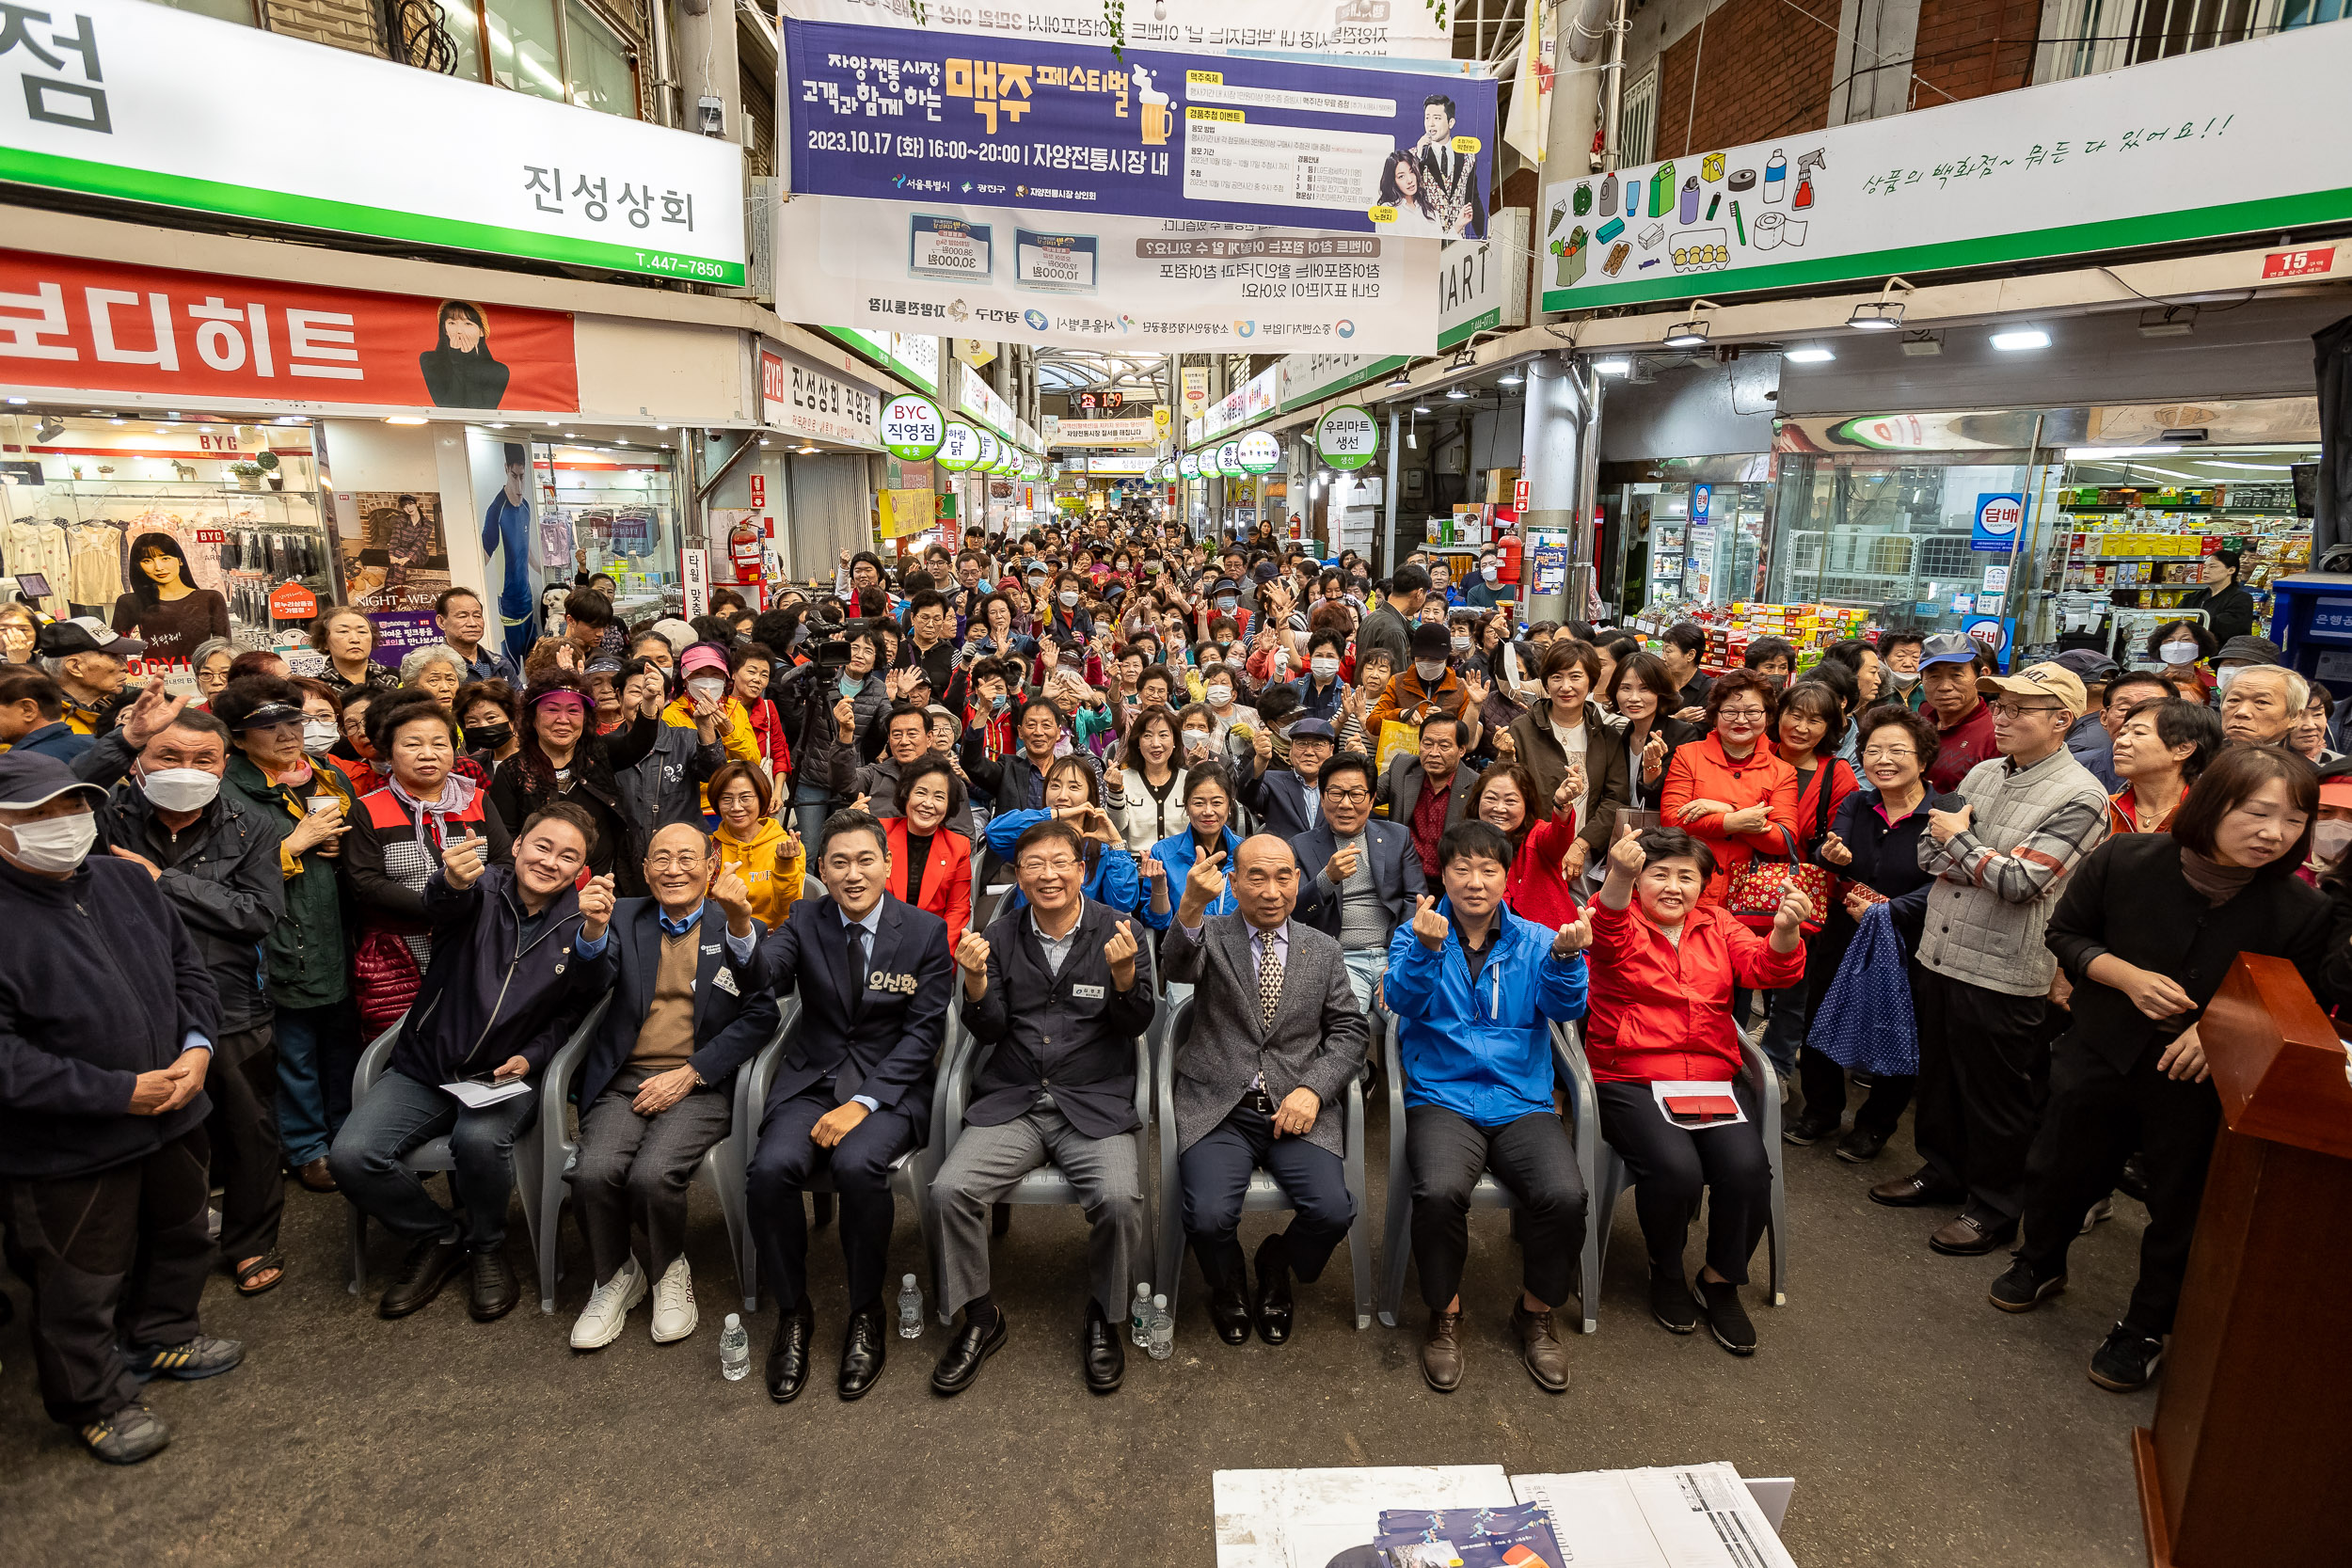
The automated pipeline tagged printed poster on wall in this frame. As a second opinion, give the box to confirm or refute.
[779,0,1449,59]
[333,489,451,650]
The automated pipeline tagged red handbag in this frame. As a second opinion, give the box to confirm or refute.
[1725,775,1836,933]
[353,927,422,1034]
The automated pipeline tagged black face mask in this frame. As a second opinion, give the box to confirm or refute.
[468,721,513,752]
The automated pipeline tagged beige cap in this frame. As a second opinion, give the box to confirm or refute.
[1977,662,2088,719]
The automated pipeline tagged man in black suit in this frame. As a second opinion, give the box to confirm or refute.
[1414,93,1483,239]
[747,809,951,1403]
[1240,716,1335,841]
[927,816,1156,1397]
[1291,751,1422,1013]
[567,824,778,1353]
[1376,711,1477,894]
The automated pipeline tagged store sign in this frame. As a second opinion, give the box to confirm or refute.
[959,361,1016,440]
[1438,211,1530,348]
[1238,431,1282,474]
[266,581,318,620]
[778,0,1447,57]
[1050,414,1163,449]
[1087,453,1155,476]
[823,326,941,392]
[1316,404,1379,469]
[976,427,1002,471]
[0,0,744,284]
[1973,492,2026,552]
[880,393,946,459]
[1963,614,2015,672]
[1180,451,1201,478]
[936,420,983,470]
[2262,245,2336,280]
[681,546,710,619]
[1215,440,1242,478]
[1181,366,1211,417]
[759,345,881,448]
[1539,24,2352,311]
[0,249,580,411]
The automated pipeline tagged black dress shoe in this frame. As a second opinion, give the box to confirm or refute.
[1207,1282,1252,1345]
[930,1308,1008,1396]
[1081,1302,1124,1394]
[1782,1112,1839,1148]
[1836,1125,1892,1164]
[766,1301,814,1403]
[467,1248,518,1322]
[838,1303,887,1400]
[1252,1234,1295,1346]
[378,1234,464,1319]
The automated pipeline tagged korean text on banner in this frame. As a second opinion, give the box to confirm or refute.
[0,0,746,285]
[784,22,1497,239]
[777,0,1449,58]
[1538,23,2352,312]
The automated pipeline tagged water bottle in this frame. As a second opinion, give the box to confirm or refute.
[1130,1281,1153,1348]
[718,1313,750,1381]
[1147,1292,1174,1360]
[898,1274,925,1339]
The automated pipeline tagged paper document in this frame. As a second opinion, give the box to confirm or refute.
[441,1077,531,1110]
[1512,1465,1796,1568]
[1651,1081,1749,1130]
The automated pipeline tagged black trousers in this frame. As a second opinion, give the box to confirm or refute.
[206,1025,285,1265]
[1912,965,2049,1220]
[1796,1046,1915,1136]
[1596,1078,1772,1285]
[1405,1105,1587,1311]
[2018,1036,2220,1337]
[0,1129,214,1426]
[746,1086,918,1314]
[1178,1102,1354,1293]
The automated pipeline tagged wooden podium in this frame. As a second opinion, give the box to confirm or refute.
[2136,953,2352,1567]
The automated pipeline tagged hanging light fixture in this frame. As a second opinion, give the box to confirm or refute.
[1661,301,1717,350]
[1848,277,1913,331]
[1496,367,1524,388]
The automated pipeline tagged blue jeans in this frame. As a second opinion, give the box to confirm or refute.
[791,777,834,847]
[1341,948,1388,1018]
[274,1000,359,1165]
[327,1069,538,1251]
[1756,984,1812,1076]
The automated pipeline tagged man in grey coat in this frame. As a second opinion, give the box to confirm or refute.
[1357,564,1430,678]
[1165,834,1371,1348]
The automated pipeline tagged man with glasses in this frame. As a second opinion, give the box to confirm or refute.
[1873,663,2111,1257]
[927,817,1155,1397]
[1291,752,1422,1013]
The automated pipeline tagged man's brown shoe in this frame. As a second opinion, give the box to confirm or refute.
[1421,1308,1463,1392]
[1512,1303,1569,1392]
[294,1158,338,1194]
[1868,1168,1964,1208]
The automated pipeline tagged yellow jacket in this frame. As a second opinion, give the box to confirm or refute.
[714,815,806,929]
[663,691,762,816]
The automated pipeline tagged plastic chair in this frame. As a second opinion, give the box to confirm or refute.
[1376,1017,1600,1334]
[736,1003,956,1313]
[1154,997,1375,1330]
[1570,1024,1788,1308]
[535,995,781,1314]
[343,1003,601,1297]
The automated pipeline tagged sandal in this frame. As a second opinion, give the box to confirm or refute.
[234,1250,286,1297]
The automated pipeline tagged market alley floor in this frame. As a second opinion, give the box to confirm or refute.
[2,1098,2154,1568]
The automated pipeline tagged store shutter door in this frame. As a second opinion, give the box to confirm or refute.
[785,454,872,584]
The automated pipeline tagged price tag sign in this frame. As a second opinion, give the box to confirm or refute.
[1316,404,1379,470]
[880,394,946,461]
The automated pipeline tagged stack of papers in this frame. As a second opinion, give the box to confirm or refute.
[440,1077,532,1110]
[1511,1465,1796,1568]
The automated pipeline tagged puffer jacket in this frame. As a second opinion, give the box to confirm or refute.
[714,815,808,930]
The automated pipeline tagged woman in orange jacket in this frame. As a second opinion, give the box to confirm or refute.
[1658,668,1799,905]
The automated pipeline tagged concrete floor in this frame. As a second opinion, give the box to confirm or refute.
[1,1098,2156,1567]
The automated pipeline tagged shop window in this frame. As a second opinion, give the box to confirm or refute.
[1768,455,2036,634]
[2280,0,2347,25]
[2032,0,2304,84]
[406,2,486,84]
[564,1,639,118]
[485,0,567,103]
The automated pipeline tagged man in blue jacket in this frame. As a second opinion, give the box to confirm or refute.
[0,752,236,1465]
[1386,819,1590,1395]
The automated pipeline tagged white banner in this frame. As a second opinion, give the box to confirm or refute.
[1541,24,2352,312]
[777,0,1447,58]
[776,195,1440,355]
[1049,415,1165,447]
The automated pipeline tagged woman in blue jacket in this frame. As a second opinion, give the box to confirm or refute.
[1138,762,1244,929]
[982,754,1139,913]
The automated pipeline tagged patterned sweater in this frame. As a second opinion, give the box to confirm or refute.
[1914,746,2111,996]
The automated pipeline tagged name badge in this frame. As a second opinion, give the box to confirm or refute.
[712,968,740,997]
[1072,984,1106,1000]
[702,944,721,956]
[867,970,917,995]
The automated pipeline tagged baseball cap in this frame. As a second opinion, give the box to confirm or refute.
[2318,755,2352,809]
[2051,648,2118,684]
[678,643,729,677]
[34,615,143,659]
[1916,632,1980,670]
[1211,578,1242,599]
[0,751,108,812]
[1978,661,2089,719]
[583,655,626,678]
[650,617,696,655]
[2213,634,2282,667]
[1289,717,1337,742]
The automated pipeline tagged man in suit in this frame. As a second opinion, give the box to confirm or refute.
[746,809,951,1402]
[1166,835,1372,1347]
[1240,716,1334,841]
[1414,93,1483,238]
[567,824,779,1352]
[927,817,1156,1397]
[1291,751,1422,1013]
[1377,710,1477,894]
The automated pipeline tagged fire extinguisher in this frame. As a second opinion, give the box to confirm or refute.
[728,517,763,584]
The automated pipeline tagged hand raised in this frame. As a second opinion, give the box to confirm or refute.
[118,674,191,749]
[1103,918,1138,980]
[954,928,992,976]
[1182,848,1228,911]
[1323,841,1360,885]
[1550,913,1593,958]
[1772,885,1815,934]
[1818,832,1853,867]
[1607,829,1647,879]
[1410,894,1448,952]
[577,872,617,935]
[441,829,487,890]
[708,870,753,926]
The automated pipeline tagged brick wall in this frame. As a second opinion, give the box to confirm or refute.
[261,0,385,58]
[1910,0,2042,104]
[1650,0,1840,159]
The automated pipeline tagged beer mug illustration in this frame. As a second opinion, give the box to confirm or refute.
[1135,65,1172,146]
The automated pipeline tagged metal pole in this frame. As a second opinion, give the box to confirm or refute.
[1383,410,1402,577]
[1599,0,1630,172]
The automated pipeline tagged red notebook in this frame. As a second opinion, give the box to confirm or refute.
[1664,1094,1742,1120]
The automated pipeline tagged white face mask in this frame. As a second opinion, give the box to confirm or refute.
[1414,659,1446,684]
[688,676,727,705]
[2159,641,2199,665]
[140,767,222,813]
[1887,668,1920,689]
[302,720,339,755]
[1311,656,1341,680]
[1450,635,1470,653]
[1182,729,1212,752]
[2315,820,2352,863]
[5,812,97,874]
[1204,684,1233,707]
[1482,563,1500,582]
[1059,590,1081,608]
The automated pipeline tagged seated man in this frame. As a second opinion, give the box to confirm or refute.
[567,824,779,1351]
[1376,710,1476,894]
[927,817,1155,1397]
[1240,715,1335,841]
[746,808,950,1403]
[1385,821,1590,1394]
[330,802,612,1323]
[1290,751,1422,1012]
[1166,835,1371,1348]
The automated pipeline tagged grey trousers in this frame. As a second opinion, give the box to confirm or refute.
[929,1104,1145,1321]
[572,1072,735,1286]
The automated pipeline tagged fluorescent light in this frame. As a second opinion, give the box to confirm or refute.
[4,396,24,405]
[384,416,427,425]
[2065,446,2178,458]
[1784,345,1836,364]
[2194,460,2293,471]
[1990,326,2051,351]
[1847,301,1904,330]
[1593,356,1633,376]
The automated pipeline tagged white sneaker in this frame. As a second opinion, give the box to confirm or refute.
[650,1257,697,1343]
[569,1258,645,1351]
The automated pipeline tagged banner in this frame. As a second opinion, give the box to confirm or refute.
[0,0,744,284]
[331,491,450,642]
[0,249,579,412]
[1540,23,2352,312]
[784,22,1496,239]
[779,0,1448,58]
[1047,415,1164,447]
[758,343,882,447]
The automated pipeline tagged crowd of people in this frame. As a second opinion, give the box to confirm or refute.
[3,509,2345,1467]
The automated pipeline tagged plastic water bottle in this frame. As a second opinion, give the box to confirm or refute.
[1147,1292,1174,1360]
[718,1313,749,1381]
[1130,1281,1153,1348]
[898,1274,925,1339]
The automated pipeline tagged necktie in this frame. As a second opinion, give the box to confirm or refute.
[1257,933,1283,1029]
[844,922,867,1017]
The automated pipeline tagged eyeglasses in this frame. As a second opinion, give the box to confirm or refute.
[1990,700,2062,720]
[645,851,707,870]
[1018,857,1083,875]
[1860,746,1917,762]
[1323,787,1372,803]
[1717,706,1768,722]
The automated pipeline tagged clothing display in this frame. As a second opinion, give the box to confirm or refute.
[216,528,326,579]
[1,518,74,616]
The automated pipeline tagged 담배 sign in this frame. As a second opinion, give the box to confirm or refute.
[1973,492,2026,552]
[1238,431,1282,473]
[880,393,946,460]
[1316,404,1379,469]
[936,420,983,470]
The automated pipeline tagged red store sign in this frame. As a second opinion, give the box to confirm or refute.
[2262,245,2336,280]
[0,249,580,413]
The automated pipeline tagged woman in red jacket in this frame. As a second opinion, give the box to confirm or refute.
[882,753,974,952]
[1572,826,1809,1355]
[1659,669,1799,905]
[1465,759,1584,929]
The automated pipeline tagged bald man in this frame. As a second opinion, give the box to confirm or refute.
[566,824,778,1351]
[1163,833,1371,1347]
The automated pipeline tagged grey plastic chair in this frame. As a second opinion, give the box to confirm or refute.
[1376,1016,1600,1333]
[1570,1024,1788,1308]
[736,1003,955,1313]
[535,995,779,1314]
[1154,997,1375,1330]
